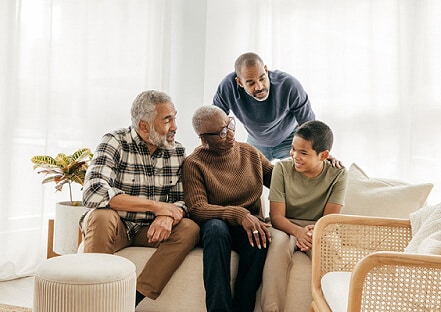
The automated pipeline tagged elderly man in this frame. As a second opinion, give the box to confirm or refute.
[81,90,199,307]
[182,105,273,312]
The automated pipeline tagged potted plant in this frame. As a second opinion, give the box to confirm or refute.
[31,147,93,205]
[32,148,93,255]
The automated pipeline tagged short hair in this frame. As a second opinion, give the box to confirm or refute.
[295,120,333,153]
[131,90,172,130]
[234,52,264,75]
[192,106,225,135]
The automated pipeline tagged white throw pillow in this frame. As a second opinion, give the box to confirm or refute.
[341,163,433,218]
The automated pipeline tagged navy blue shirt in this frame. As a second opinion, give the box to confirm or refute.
[213,70,315,147]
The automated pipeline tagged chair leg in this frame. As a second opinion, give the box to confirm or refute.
[47,219,60,258]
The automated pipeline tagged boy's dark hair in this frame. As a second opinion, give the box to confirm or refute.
[295,120,333,154]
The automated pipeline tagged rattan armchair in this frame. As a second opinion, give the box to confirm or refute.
[310,214,441,312]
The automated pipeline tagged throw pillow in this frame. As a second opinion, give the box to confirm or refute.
[341,163,433,218]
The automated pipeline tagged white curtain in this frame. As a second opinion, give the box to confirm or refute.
[1,0,440,280]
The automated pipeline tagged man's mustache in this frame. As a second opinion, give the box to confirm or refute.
[253,88,267,97]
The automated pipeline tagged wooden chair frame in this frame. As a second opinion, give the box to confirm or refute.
[310,214,441,312]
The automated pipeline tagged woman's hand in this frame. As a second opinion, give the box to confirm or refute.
[241,213,272,249]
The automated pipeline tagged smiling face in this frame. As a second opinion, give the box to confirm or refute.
[290,135,329,178]
[200,111,236,151]
[235,62,270,101]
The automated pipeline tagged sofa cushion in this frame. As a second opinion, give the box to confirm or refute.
[115,247,239,312]
[341,163,433,218]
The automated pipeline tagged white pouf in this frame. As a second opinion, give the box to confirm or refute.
[33,253,136,312]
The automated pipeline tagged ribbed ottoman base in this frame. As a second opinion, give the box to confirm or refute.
[33,253,136,312]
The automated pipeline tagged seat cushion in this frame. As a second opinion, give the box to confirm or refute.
[115,246,239,312]
[321,271,351,312]
[36,253,135,283]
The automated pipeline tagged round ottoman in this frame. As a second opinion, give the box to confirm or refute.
[33,253,136,312]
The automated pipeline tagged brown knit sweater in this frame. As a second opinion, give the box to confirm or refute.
[182,142,273,226]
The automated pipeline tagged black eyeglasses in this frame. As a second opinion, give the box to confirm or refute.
[200,117,236,139]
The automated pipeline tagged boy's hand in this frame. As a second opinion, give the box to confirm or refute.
[295,224,314,252]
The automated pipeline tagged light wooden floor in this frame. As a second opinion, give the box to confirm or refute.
[0,276,33,308]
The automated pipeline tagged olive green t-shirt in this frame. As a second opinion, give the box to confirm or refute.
[269,158,347,221]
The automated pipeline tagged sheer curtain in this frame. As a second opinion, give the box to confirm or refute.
[1,0,440,280]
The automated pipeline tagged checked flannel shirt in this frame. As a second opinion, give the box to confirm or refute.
[82,127,188,239]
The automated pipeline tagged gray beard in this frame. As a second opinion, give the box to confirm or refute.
[149,128,176,150]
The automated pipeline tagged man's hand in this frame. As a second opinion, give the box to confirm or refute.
[157,203,184,225]
[295,224,314,252]
[147,215,174,243]
[327,155,345,169]
[241,213,271,249]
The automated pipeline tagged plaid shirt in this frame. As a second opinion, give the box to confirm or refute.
[82,127,187,239]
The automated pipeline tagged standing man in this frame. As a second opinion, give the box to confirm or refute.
[213,52,315,161]
[81,90,199,307]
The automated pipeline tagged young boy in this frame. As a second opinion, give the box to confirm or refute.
[260,120,347,312]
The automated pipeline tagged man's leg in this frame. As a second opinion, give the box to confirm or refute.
[247,137,273,161]
[83,208,130,253]
[271,131,294,160]
[230,226,268,312]
[200,219,232,312]
[134,218,200,300]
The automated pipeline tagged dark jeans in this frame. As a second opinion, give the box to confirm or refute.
[200,219,268,312]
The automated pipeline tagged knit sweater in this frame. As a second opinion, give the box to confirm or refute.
[213,70,315,147]
[182,142,273,226]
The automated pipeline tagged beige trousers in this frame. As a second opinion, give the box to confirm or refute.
[260,220,315,312]
[82,208,200,300]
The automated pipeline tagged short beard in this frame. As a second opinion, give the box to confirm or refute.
[149,127,176,150]
[253,85,270,102]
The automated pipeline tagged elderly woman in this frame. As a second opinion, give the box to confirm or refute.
[182,106,273,312]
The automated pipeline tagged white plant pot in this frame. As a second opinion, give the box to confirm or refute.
[54,201,91,255]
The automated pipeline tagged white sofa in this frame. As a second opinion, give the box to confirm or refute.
[111,163,433,312]
[116,245,312,312]
[116,247,236,312]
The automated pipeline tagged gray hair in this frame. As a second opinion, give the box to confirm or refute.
[234,52,264,75]
[192,106,226,135]
[131,90,172,130]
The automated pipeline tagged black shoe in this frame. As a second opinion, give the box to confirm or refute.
[135,290,145,306]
